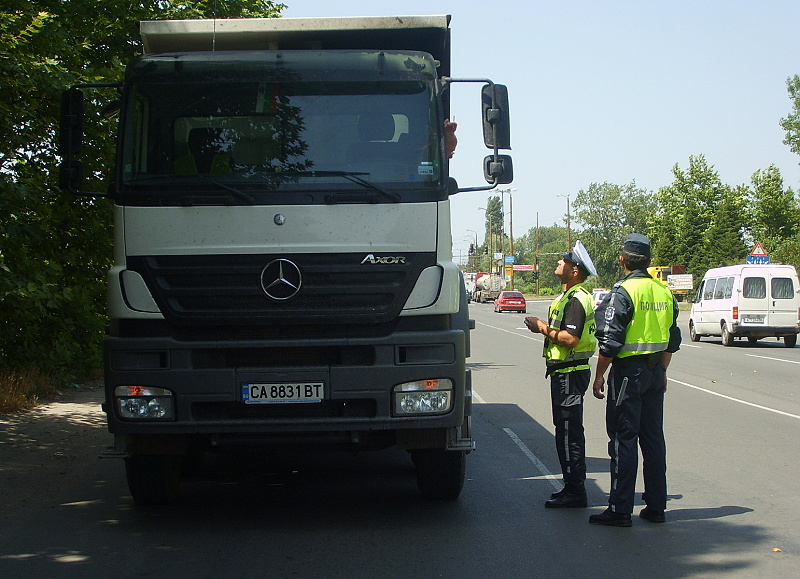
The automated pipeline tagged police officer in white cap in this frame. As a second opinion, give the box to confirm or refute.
[525,240,598,508]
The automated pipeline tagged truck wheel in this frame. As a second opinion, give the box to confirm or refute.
[125,454,181,506]
[721,323,733,347]
[412,449,466,500]
[785,335,797,348]
[689,322,701,342]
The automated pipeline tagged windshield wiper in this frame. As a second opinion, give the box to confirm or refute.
[128,174,257,205]
[195,174,256,205]
[277,170,400,203]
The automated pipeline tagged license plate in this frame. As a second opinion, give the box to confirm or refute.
[242,382,324,404]
[743,315,764,324]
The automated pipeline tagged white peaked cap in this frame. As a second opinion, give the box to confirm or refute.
[563,240,598,277]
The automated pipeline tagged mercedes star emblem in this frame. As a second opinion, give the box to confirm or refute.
[260,259,302,301]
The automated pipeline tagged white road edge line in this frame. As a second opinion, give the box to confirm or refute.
[503,427,562,492]
[745,354,800,365]
[669,378,800,421]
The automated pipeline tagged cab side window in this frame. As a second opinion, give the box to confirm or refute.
[743,277,766,299]
[772,278,795,299]
[721,277,734,299]
[713,279,725,299]
[703,279,717,301]
[695,281,705,303]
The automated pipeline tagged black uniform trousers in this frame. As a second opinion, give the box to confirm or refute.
[550,368,589,491]
[605,354,667,514]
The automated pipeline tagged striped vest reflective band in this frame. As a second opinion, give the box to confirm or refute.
[544,285,597,373]
[617,277,673,358]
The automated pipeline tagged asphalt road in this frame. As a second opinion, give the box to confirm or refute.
[0,299,797,578]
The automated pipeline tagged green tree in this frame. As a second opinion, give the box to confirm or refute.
[779,75,800,158]
[512,224,568,295]
[749,165,800,250]
[572,181,656,288]
[703,189,749,268]
[479,195,505,272]
[650,155,747,276]
[0,1,285,381]
[771,234,800,270]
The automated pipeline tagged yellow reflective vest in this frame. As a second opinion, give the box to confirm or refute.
[617,277,674,358]
[545,285,597,374]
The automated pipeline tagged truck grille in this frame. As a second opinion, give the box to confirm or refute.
[126,252,434,325]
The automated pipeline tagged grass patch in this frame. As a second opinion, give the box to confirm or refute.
[0,369,61,415]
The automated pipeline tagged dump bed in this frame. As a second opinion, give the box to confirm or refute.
[139,16,451,75]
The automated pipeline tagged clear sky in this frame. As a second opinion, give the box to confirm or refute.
[283,1,800,262]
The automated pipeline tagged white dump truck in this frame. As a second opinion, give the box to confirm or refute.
[59,15,513,504]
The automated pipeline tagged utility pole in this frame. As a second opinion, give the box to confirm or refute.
[557,193,571,249]
[478,207,493,273]
[496,188,517,288]
[466,229,478,271]
[535,212,540,296]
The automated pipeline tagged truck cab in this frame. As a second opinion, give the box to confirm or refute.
[59,16,512,504]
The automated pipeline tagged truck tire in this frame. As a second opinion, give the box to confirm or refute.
[125,454,181,506]
[412,449,466,500]
[689,322,701,342]
[785,335,797,348]
[721,323,733,347]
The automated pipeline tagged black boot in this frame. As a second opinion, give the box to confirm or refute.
[639,507,666,523]
[545,488,587,508]
[588,507,632,527]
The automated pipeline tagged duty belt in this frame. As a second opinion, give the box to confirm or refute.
[617,351,663,370]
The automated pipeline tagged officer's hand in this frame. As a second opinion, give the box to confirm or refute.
[592,375,606,399]
[524,317,542,334]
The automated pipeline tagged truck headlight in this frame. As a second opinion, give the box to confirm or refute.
[115,385,174,420]
[393,379,453,416]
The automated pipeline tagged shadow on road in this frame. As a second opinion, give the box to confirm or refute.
[0,390,786,578]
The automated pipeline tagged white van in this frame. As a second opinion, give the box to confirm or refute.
[689,264,800,347]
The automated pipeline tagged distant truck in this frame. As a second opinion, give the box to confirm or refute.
[463,272,477,302]
[648,265,693,302]
[473,272,506,303]
[58,15,513,504]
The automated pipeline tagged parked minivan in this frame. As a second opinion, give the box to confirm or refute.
[689,264,800,347]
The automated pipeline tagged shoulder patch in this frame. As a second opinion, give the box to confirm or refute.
[604,306,616,321]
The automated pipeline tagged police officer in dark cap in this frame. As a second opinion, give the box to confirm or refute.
[589,233,682,527]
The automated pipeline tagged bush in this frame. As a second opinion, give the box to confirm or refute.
[0,369,60,415]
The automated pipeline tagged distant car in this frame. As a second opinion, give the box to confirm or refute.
[494,291,527,313]
[592,288,611,308]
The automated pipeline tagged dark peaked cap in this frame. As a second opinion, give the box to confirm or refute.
[623,233,651,258]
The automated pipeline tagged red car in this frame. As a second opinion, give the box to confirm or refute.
[494,291,527,313]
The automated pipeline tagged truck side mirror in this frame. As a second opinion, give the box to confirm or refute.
[483,154,513,184]
[481,84,511,150]
[59,89,85,194]
[60,89,84,156]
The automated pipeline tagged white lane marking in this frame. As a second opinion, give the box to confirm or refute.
[477,321,540,341]
[745,354,800,365]
[473,391,486,404]
[681,344,702,348]
[478,320,800,420]
[504,428,562,492]
[669,378,800,421]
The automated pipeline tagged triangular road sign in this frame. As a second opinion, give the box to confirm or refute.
[750,242,768,256]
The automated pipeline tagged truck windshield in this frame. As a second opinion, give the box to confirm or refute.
[120,77,444,202]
